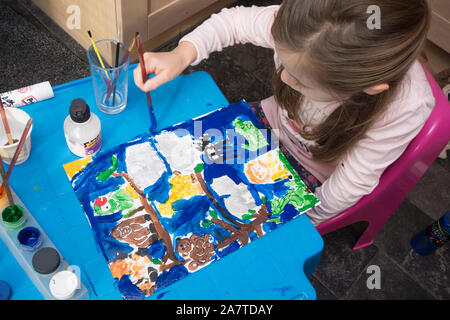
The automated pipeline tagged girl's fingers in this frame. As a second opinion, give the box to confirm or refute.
[133,65,147,91]
[143,71,171,92]
[134,52,178,92]
[143,52,158,74]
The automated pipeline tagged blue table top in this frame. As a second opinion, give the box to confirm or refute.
[0,65,323,300]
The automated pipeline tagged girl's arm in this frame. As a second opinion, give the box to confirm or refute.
[179,5,279,66]
[134,5,279,92]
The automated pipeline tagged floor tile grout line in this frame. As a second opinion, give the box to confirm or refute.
[372,247,440,300]
[340,245,382,300]
[311,240,379,300]
[309,274,340,300]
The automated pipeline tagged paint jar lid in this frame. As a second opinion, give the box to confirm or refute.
[69,99,91,123]
[32,247,61,275]
[0,281,12,300]
[17,227,42,251]
[49,271,80,300]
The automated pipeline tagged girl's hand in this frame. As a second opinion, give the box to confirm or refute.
[134,41,197,92]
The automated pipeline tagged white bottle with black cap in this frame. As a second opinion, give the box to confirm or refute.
[64,98,102,157]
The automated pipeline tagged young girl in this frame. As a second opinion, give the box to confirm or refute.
[134,0,434,226]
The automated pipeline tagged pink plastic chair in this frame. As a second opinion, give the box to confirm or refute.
[316,66,450,250]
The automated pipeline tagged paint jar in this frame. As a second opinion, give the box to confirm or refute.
[64,98,102,158]
[1,205,26,230]
[49,270,80,300]
[0,107,33,165]
[17,227,42,252]
[32,247,61,275]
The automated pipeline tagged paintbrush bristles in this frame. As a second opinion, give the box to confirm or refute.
[128,35,137,53]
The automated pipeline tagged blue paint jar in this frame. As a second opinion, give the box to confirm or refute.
[17,227,42,252]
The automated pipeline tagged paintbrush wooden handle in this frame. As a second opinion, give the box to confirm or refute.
[0,100,14,145]
[0,155,14,207]
[136,33,156,131]
[136,36,149,96]
[105,50,131,100]
[105,36,136,101]
[0,118,33,195]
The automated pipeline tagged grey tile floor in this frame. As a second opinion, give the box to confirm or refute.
[1,0,449,300]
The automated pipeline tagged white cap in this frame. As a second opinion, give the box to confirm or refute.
[49,270,80,300]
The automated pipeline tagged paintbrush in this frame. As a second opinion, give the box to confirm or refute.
[112,41,121,106]
[136,32,157,132]
[0,99,15,145]
[87,30,110,80]
[0,155,14,207]
[105,34,136,101]
[0,118,33,195]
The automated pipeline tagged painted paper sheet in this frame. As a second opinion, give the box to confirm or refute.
[63,101,320,299]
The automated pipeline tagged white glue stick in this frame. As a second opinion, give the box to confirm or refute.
[0,81,54,107]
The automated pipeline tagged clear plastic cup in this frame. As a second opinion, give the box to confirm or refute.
[0,107,33,165]
[87,39,129,114]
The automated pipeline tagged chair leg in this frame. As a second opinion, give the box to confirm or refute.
[352,220,384,250]
[353,230,374,250]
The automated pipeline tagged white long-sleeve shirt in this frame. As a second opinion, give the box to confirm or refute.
[179,5,435,225]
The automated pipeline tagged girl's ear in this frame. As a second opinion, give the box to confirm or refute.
[364,83,390,95]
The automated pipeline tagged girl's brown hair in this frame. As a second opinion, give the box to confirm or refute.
[271,0,430,163]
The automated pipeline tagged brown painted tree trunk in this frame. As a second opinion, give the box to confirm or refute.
[195,171,271,249]
[195,172,245,229]
[112,172,181,268]
[212,205,270,249]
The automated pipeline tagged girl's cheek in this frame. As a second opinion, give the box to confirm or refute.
[280,71,302,92]
[280,70,290,85]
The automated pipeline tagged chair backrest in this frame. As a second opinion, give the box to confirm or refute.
[378,67,450,189]
[320,66,450,227]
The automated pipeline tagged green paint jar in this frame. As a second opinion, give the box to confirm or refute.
[1,205,27,230]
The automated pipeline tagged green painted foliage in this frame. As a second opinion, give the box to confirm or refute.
[97,156,119,181]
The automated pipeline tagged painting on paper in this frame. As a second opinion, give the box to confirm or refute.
[63,101,320,299]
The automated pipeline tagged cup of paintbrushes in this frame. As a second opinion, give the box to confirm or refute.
[0,108,33,165]
[87,39,129,114]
